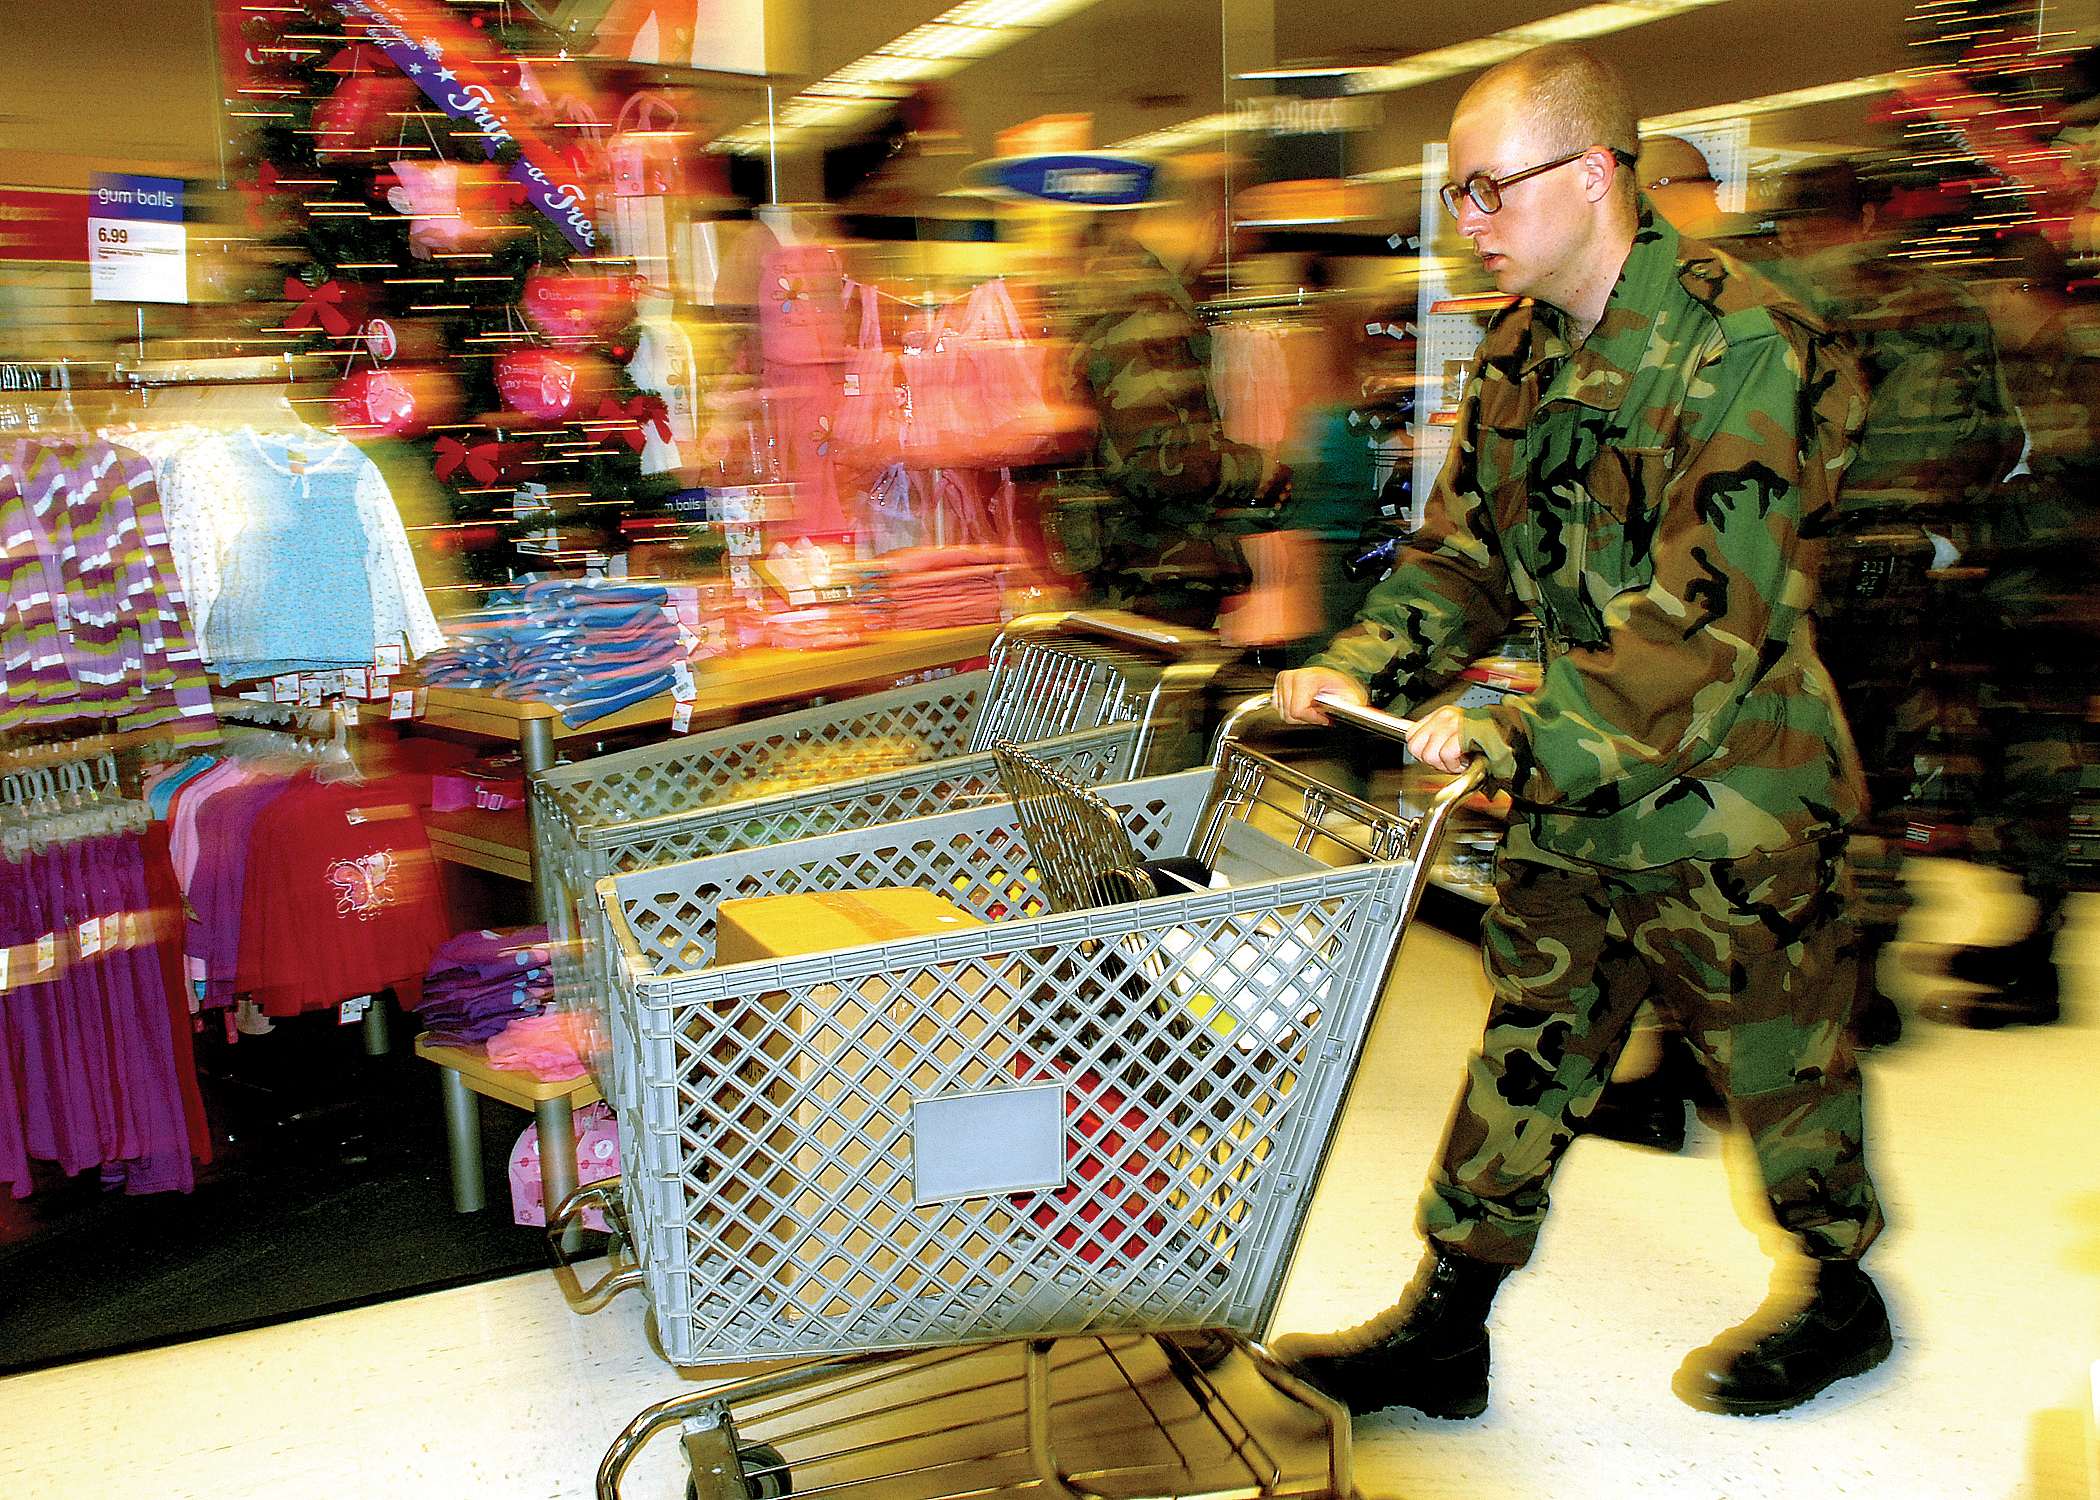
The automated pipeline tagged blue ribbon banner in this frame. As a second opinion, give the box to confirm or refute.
[330,0,595,251]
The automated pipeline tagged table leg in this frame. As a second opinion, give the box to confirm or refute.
[537,1092,582,1253]
[439,1068,486,1213]
[362,992,391,1056]
[520,718,556,924]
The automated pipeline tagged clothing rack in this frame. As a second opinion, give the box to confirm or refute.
[115,355,308,388]
[212,695,348,736]
[0,748,150,859]
[1196,287,1356,316]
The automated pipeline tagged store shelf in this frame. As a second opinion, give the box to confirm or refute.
[422,805,532,884]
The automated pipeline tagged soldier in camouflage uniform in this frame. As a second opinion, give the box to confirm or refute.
[1759,160,2020,1038]
[1270,44,1892,1422]
[1923,232,2100,1026]
[1056,223,1271,628]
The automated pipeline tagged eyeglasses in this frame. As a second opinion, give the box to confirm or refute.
[1440,147,1639,218]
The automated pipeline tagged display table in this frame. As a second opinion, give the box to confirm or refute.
[418,622,1004,774]
[413,622,1002,888]
[414,1032,603,1218]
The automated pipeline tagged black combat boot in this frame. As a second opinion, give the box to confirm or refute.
[1268,1245,1513,1419]
[1922,928,2061,1029]
[1850,923,1904,1050]
[1576,1032,1721,1152]
[1675,1258,1893,1416]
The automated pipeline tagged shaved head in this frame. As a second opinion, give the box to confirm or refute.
[1458,44,1638,178]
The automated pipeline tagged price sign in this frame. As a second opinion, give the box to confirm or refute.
[89,173,186,304]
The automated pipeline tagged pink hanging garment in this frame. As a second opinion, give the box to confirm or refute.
[759,241,852,536]
[833,282,904,472]
[900,294,973,470]
[958,278,1094,468]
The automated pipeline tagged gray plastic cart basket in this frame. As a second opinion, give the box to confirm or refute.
[533,609,1232,1072]
[565,696,1483,1500]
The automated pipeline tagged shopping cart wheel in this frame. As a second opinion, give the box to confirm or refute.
[684,1443,791,1500]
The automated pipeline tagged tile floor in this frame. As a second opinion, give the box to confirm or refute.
[3,858,2093,1500]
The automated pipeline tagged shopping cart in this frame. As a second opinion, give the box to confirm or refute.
[563,691,1482,1500]
[533,609,1234,1068]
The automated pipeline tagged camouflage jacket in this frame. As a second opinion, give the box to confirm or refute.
[1761,246,2016,540]
[1312,206,1869,868]
[1063,242,1268,516]
[1986,305,2100,619]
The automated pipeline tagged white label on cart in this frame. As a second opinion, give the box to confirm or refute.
[339,994,371,1025]
[670,700,693,734]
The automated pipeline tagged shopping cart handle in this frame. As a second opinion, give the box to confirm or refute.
[1010,608,1220,651]
[1311,690,1417,739]
[1211,690,1419,756]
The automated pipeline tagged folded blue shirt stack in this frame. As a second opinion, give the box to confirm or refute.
[420,580,684,727]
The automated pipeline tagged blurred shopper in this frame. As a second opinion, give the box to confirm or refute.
[1636,134,1728,240]
[1260,309,1416,666]
[1270,44,1888,1421]
[1058,167,1276,628]
[1759,158,2020,1044]
[1923,232,2100,1026]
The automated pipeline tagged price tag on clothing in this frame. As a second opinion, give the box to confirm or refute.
[272,673,301,703]
[670,659,696,702]
[0,944,11,991]
[388,689,418,722]
[288,447,312,476]
[77,918,102,959]
[339,995,371,1025]
[671,700,693,734]
[35,932,56,976]
[299,675,326,707]
[375,643,405,677]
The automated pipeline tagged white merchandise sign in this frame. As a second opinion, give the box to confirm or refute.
[88,173,187,304]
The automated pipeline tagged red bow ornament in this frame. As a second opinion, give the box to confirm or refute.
[593,394,673,452]
[283,278,354,338]
[434,437,529,486]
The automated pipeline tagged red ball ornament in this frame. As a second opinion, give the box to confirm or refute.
[331,365,459,438]
[521,269,635,343]
[494,346,610,423]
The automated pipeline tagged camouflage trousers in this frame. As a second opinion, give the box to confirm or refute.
[1816,528,1938,931]
[1421,837,1884,1267]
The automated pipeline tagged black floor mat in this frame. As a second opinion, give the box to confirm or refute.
[0,1006,606,1376]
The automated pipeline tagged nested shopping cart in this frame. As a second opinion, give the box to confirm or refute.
[533,609,1233,1070]
[557,692,1483,1500]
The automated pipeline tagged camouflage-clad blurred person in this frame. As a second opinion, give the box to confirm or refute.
[1057,230,1269,627]
[1927,233,2100,1026]
[1761,160,2020,1032]
[1274,44,1891,1422]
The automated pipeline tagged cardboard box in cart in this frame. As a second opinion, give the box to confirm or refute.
[708,889,1023,1316]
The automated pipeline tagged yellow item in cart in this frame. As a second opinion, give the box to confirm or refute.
[712,888,982,966]
[721,734,926,803]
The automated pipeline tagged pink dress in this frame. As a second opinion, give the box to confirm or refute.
[758,241,853,538]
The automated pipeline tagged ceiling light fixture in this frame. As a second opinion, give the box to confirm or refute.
[1115,0,1738,154]
[713,0,1109,156]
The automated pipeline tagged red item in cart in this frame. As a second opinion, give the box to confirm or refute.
[1012,1056,1169,1265]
